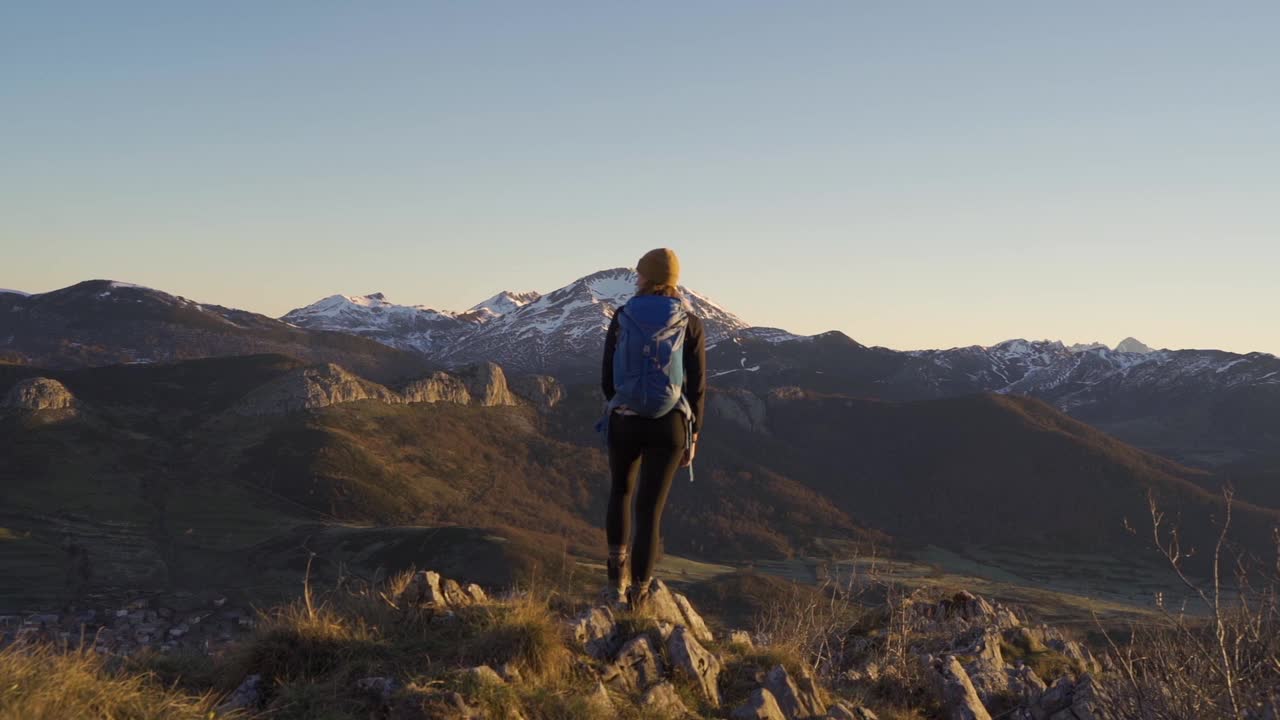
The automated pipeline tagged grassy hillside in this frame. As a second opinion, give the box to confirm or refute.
[0,357,869,609]
[718,390,1279,563]
[3,356,1275,613]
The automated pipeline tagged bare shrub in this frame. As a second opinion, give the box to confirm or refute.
[1102,489,1280,720]
[752,557,875,680]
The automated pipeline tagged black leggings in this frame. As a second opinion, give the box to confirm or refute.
[606,411,688,584]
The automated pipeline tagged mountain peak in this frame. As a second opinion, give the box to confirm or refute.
[1068,341,1108,353]
[466,290,541,319]
[1115,337,1154,354]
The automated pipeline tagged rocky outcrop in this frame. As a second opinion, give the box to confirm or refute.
[601,634,663,692]
[219,673,263,713]
[233,361,530,414]
[710,388,769,434]
[455,362,518,407]
[401,363,520,407]
[959,629,1010,706]
[764,664,827,719]
[3,377,76,411]
[732,688,787,719]
[641,681,693,718]
[396,571,487,611]
[401,371,473,404]
[638,580,715,643]
[507,373,564,409]
[1022,674,1114,720]
[840,590,1111,720]
[570,605,620,661]
[466,665,506,686]
[926,655,992,720]
[233,363,402,415]
[667,625,722,707]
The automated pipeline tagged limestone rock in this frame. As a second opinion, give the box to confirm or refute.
[641,681,692,718]
[731,687,787,720]
[570,605,618,661]
[3,377,76,411]
[933,655,992,720]
[462,583,488,604]
[234,363,402,415]
[508,374,564,409]
[637,580,715,643]
[1031,674,1113,720]
[764,664,827,719]
[710,388,770,434]
[1069,674,1109,720]
[441,578,471,607]
[356,676,397,704]
[961,630,1010,706]
[995,607,1022,629]
[219,674,263,712]
[1054,638,1102,675]
[497,662,522,684]
[398,571,448,607]
[673,591,715,643]
[402,371,473,404]
[1007,664,1047,707]
[602,635,663,692]
[457,362,518,407]
[935,591,996,623]
[467,665,506,686]
[667,625,722,707]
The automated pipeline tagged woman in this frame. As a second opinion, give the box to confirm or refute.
[600,248,707,606]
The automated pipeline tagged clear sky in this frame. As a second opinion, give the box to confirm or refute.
[2,2,1277,354]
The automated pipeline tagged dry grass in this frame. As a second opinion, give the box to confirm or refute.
[1100,492,1280,720]
[465,597,571,682]
[232,602,385,684]
[212,570,587,719]
[0,644,234,720]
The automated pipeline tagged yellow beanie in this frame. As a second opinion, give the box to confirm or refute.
[637,248,680,286]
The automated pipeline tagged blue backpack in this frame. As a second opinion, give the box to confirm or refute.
[609,295,689,418]
[597,295,697,480]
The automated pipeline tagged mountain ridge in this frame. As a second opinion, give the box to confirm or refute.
[6,274,1279,468]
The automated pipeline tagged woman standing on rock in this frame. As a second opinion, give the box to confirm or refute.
[599,248,707,606]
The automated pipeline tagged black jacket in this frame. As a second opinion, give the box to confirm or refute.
[601,307,708,435]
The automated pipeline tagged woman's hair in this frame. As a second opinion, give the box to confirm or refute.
[636,279,681,298]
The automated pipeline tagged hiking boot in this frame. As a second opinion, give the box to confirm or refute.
[599,586,627,609]
[625,577,654,612]
[606,554,630,602]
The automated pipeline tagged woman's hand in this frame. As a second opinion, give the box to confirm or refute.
[681,435,698,467]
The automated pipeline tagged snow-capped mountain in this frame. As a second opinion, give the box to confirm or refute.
[1115,336,1154,354]
[438,268,750,374]
[466,291,541,321]
[285,268,750,375]
[710,331,1280,465]
[6,274,1278,467]
[281,292,473,354]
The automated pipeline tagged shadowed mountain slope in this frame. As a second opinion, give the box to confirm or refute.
[0,281,432,382]
[706,389,1279,561]
[0,356,866,609]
